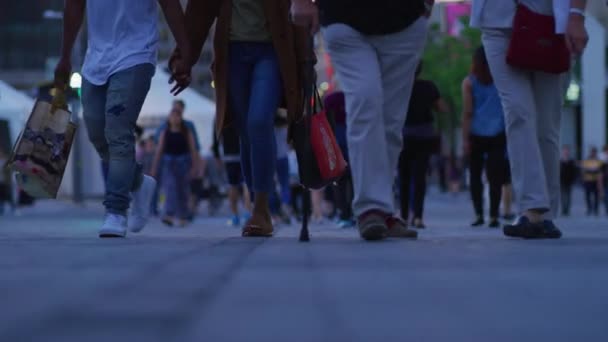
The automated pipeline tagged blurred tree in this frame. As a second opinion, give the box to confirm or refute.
[421,18,481,155]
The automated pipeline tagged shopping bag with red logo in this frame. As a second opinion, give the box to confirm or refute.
[309,108,347,183]
[291,81,347,191]
[6,90,77,198]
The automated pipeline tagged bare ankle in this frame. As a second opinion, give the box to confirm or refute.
[523,210,544,223]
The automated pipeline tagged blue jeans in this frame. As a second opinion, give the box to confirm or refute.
[82,63,154,215]
[161,154,191,219]
[228,42,283,195]
[270,156,291,214]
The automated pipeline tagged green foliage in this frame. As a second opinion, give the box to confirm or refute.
[421,18,481,135]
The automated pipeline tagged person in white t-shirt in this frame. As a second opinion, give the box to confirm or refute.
[54,0,192,238]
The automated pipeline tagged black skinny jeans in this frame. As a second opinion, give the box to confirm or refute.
[399,138,433,220]
[469,134,506,219]
[334,169,354,220]
[584,181,599,215]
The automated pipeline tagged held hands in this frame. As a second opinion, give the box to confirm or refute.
[290,0,319,34]
[169,49,192,96]
[565,13,588,56]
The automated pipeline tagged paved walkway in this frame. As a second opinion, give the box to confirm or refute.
[1,190,607,341]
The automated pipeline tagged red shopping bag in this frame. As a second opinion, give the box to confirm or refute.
[309,109,347,182]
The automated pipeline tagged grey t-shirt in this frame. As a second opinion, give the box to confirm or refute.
[230,0,272,42]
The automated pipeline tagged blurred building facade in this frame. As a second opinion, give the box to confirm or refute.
[0,0,215,98]
[0,0,65,89]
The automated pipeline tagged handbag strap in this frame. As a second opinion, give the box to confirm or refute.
[301,35,324,118]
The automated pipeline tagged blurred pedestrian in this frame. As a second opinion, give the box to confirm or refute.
[212,122,251,227]
[399,62,449,229]
[54,0,192,237]
[560,145,577,216]
[291,0,430,240]
[271,114,292,225]
[502,150,515,220]
[471,0,588,238]
[151,108,198,227]
[155,100,202,221]
[0,148,9,215]
[141,137,160,216]
[171,0,309,237]
[581,147,602,216]
[600,145,608,215]
[448,155,463,194]
[324,91,355,228]
[461,46,506,229]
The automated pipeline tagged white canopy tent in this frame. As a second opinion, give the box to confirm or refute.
[138,67,216,152]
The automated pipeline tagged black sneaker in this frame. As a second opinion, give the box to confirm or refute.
[503,213,516,221]
[471,217,484,227]
[503,216,544,239]
[488,218,500,228]
[542,220,563,239]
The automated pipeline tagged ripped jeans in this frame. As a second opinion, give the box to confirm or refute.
[82,63,154,215]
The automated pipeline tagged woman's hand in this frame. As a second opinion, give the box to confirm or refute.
[565,13,589,56]
[290,0,319,34]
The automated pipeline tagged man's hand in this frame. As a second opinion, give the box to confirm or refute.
[54,58,71,91]
[51,58,71,111]
[290,0,319,34]
[565,13,589,55]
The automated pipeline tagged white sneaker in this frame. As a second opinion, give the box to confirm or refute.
[99,213,128,238]
[128,175,157,233]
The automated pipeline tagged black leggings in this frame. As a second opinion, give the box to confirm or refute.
[334,169,354,220]
[469,134,506,219]
[584,181,599,215]
[399,138,433,220]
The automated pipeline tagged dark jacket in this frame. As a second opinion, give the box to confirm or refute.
[318,0,427,35]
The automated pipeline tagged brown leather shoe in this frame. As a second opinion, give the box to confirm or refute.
[357,210,389,241]
[386,217,418,239]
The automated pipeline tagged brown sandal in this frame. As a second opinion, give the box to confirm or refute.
[242,221,274,237]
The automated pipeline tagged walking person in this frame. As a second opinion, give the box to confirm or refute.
[170,0,309,237]
[290,0,432,240]
[461,46,507,229]
[0,148,10,216]
[581,147,602,216]
[151,108,198,226]
[560,145,577,216]
[324,91,355,228]
[599,145,608,215]
[155,100,202,221]
[271,114,292,225]
[502,149,516,220]
[211,122,252,227]
[54,0,192,237]
[471,0,588,238]
[399,62,448,229]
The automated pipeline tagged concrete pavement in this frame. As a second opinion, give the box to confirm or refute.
[1,190,607,341]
